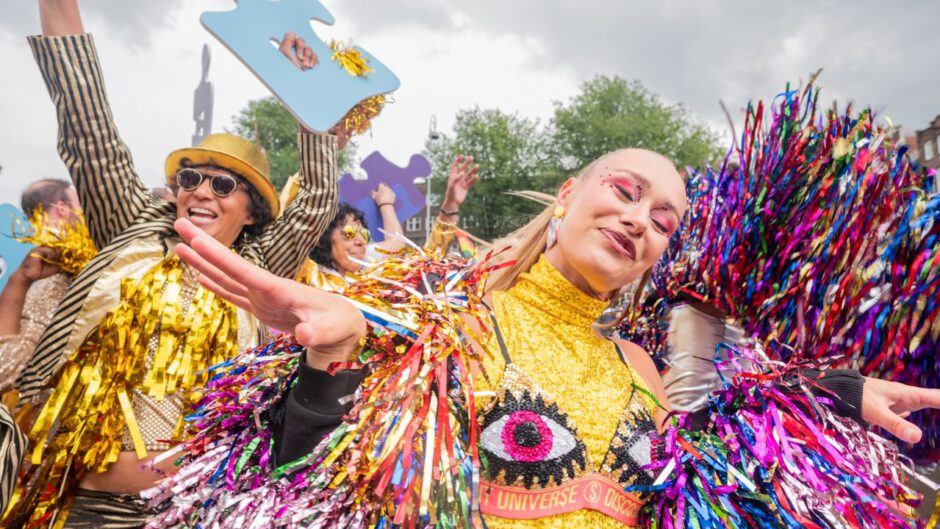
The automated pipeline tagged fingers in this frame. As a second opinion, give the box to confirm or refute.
[174,217,213,245]
[33,246,59,260]
[913,387,940,411]
[465,166,480,186]
[295,37,311,69]
[304,47,319,68]
[278,33,318,70]
[187,235,278,296]
[198,274,253,313]
[867,403,923,444]
[278,32,302,68]
[176,243,249,300]
[461,155,474,172]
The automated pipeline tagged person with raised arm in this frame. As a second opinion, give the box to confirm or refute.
[5,1,345,526]
[300,155,479,289]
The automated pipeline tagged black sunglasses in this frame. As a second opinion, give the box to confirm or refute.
[175,168,241,197]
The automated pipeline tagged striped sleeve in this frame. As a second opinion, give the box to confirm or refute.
[28,34,149,250]
[0,404,26,515]
[259,131,339,278]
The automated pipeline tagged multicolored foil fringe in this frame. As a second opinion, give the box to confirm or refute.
[14,206,97,275]
[618,79,939,462]
[634,342,921,529]
[144,249,505,529]
[140,251,926,527]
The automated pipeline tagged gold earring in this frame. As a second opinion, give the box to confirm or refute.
[553,205,565,219]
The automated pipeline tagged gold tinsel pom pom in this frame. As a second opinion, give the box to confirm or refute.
[328,39,373,77]
[15,206,97,275]
[340,94,388,135]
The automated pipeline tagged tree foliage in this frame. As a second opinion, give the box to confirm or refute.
[423,76,723,242]
[425,108,556,241]
[235,76,723,240]
[232,97,355,191]
[553,76,723,174]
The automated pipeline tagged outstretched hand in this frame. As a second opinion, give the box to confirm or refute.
[173,219,365,367]
[441,155,479,212]
[861,377,940,444]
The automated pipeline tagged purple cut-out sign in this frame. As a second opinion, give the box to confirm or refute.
[339,151,430,242]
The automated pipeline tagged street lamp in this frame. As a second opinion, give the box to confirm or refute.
[414,115,441,241]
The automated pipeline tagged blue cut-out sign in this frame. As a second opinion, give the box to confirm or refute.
[339,151,430,242]
[0,204,32,291]
[201,0,400,132]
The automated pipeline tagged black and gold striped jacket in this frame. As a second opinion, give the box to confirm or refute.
[0,405,26,515]
[15,34,338,402]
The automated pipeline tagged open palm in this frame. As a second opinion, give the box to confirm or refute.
[443,155,480,209]
[174,219,365,358]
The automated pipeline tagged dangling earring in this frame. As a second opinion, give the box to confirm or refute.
[546,205,565,249]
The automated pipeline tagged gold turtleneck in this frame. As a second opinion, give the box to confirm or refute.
[478,256,656,529]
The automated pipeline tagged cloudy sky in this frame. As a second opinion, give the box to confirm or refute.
[1,0,938,206]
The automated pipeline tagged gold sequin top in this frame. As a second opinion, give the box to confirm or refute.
[477,256,658,529]
[0,273,70,391]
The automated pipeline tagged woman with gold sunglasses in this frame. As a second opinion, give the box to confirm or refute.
[301,155,479,290]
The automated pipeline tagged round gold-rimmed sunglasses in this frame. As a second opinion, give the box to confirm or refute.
[175,168,241,197]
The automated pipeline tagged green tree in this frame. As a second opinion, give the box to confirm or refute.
[232,97,356,190]
[552,76,723,179]
[425,108,557,241]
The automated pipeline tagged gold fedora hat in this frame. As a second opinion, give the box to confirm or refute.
[165,133,280,218]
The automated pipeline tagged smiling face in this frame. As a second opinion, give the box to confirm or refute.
[544,149,686,298]
[329,214,369,275]
[174,165,255,247]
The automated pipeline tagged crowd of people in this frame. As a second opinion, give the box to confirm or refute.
[0,0,938,528]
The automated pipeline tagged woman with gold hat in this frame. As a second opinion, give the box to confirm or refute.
[4,1,347,527]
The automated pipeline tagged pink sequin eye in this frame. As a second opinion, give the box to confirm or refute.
[500,410,554,461]
[480,391,586,487]
[484,410,577,462]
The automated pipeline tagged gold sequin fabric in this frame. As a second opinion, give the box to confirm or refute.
[296,259,349,292]
[0,273,71,391]
[478,256,658,529]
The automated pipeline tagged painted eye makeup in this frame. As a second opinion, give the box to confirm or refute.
[603,175,640,203]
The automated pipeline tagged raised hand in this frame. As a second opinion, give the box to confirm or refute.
[442,155,480,213]
[371,183,396,208]
[173,218,366,368]
[278,32,318,70]
[861,376,940,444]
[17,247,61,283]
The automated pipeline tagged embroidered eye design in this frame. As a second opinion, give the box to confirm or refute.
[480,390,588,488]
[483,410,577,462]
[604,407,658,488]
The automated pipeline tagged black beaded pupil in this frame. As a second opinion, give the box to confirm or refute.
[513,421,542,448]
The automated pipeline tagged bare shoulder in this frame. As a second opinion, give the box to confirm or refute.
[613,338,668,405]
